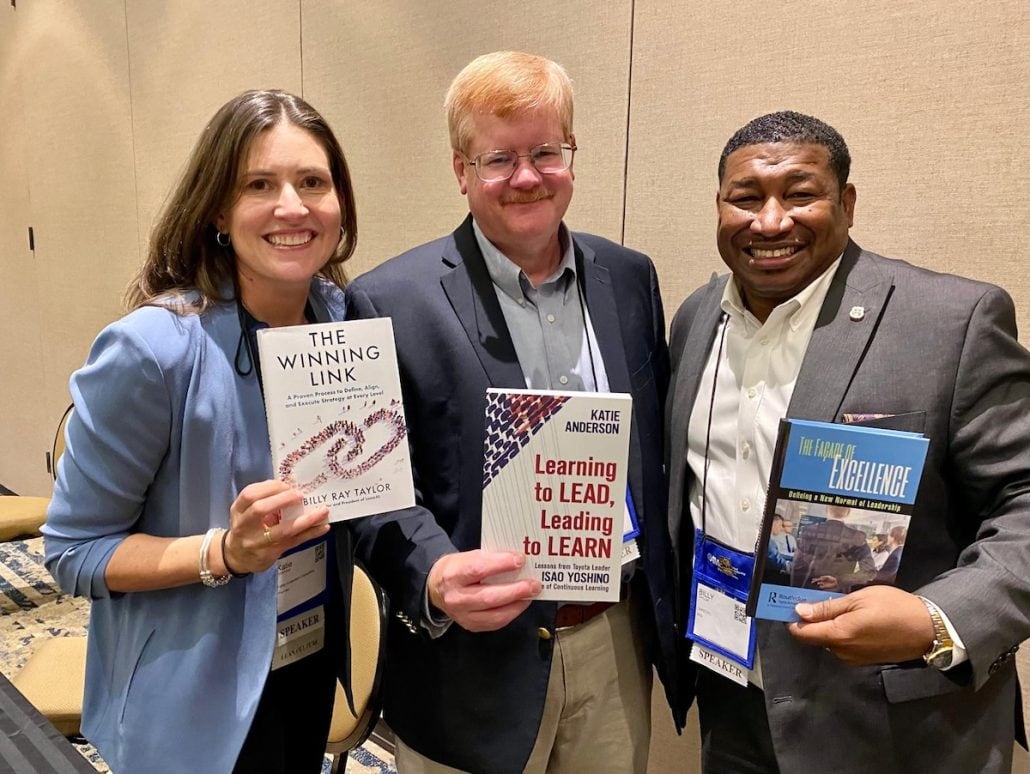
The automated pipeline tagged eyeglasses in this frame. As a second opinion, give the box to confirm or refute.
[465,142,577,183]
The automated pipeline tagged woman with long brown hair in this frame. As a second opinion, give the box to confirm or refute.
[44,89,358,773]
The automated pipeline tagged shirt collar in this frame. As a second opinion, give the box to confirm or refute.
[720,253,844,334]
[473,219,576,303]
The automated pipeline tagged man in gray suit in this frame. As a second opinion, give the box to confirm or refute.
[666,111,1030,772]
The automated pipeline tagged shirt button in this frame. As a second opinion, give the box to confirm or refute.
[741,499,751,512]
[741,442,750,459]
[559,375,569,385]
[517,299,526,306]
[760,338,769,346]
[546,313,556,323]
[747,387,757,399]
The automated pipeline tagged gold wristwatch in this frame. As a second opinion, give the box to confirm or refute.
[918,596,954,669]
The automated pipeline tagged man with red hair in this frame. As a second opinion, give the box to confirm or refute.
[345,51,682,773]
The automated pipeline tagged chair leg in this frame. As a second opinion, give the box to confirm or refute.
[330,751,347,774]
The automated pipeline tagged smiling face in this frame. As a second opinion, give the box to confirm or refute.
[716,142,855,321]
[217,120,341,318]
[453,108,574,268]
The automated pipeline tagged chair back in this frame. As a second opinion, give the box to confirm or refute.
[47,404,73,481]
[326,563,387,762]
[0,404,72,541]
[11,635,88,737]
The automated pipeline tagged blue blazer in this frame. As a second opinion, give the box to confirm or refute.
[44,280,348,774]
[342,216,682,773]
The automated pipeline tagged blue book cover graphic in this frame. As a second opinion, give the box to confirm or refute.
[748,419,929,621]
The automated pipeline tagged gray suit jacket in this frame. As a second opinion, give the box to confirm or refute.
[667,240,1030,773]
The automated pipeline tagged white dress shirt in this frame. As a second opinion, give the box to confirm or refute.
[685,258,841,685]
[685,255,965,682]
[686,258,842,555]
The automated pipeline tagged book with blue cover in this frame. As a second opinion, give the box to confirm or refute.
[746,418,929,621]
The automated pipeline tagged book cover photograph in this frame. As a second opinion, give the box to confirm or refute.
[747,418,929,621]
[480,389,632,602]
[256,318,415,523]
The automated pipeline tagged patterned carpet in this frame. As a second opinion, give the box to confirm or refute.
[0,536,396,773]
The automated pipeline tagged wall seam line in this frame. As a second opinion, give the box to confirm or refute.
[620,0,636,246]
[124,0,142,269]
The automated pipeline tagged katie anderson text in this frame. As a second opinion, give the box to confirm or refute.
[564,407,622,435]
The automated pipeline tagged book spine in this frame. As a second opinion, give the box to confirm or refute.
[745,418,792,616]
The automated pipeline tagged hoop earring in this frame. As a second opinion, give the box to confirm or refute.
[216,231,231,248]
[339,226,345,241]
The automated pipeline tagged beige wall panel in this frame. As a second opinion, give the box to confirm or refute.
[0,7,49,494]
[649,670,701,772]
[125,0,302,260]
[300,0,634,277]
[626,0,1030,342]
[1,0,136,495]
[631,6,1029,765]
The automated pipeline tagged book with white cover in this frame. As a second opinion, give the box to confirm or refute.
[256,318,415,522]
[481,389,632,602]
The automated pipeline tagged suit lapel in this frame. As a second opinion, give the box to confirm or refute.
[789,241,895,421]
[670,278,726,459]
[760,245,897,678]
[668,275,725,552]
[575,239,631,393]
[575,239,646,525]
[439,215,525,388]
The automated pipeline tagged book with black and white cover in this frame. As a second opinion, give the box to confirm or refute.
[746,418,929,621]
[256,318,415,522]
[480,389,633,602]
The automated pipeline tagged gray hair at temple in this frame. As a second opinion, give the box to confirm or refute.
[718,111,851,190]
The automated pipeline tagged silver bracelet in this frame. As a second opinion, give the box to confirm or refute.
[199,528,231,588]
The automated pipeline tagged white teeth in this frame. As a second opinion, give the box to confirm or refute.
[751,247,798,258]
[267,232,314,247]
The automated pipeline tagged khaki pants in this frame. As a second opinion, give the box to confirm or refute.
[396,593,652,773]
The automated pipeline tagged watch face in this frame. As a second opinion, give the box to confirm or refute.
[927,648,954,669]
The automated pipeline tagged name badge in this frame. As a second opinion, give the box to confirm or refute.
[272,536,328,670]
[690,641,748,686]
[622,489,640,565]
[272,604,325,671]
[686,530,757,676]
[277,538,327,615]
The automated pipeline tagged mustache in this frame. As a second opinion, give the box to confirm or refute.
[503,189,551,204]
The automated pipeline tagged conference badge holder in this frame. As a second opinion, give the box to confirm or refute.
[686,529,757,685]
[272,535,329,671]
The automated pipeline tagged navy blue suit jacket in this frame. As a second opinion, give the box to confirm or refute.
[342,215,682,773]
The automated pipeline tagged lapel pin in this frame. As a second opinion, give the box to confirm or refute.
[849,306,865,321]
